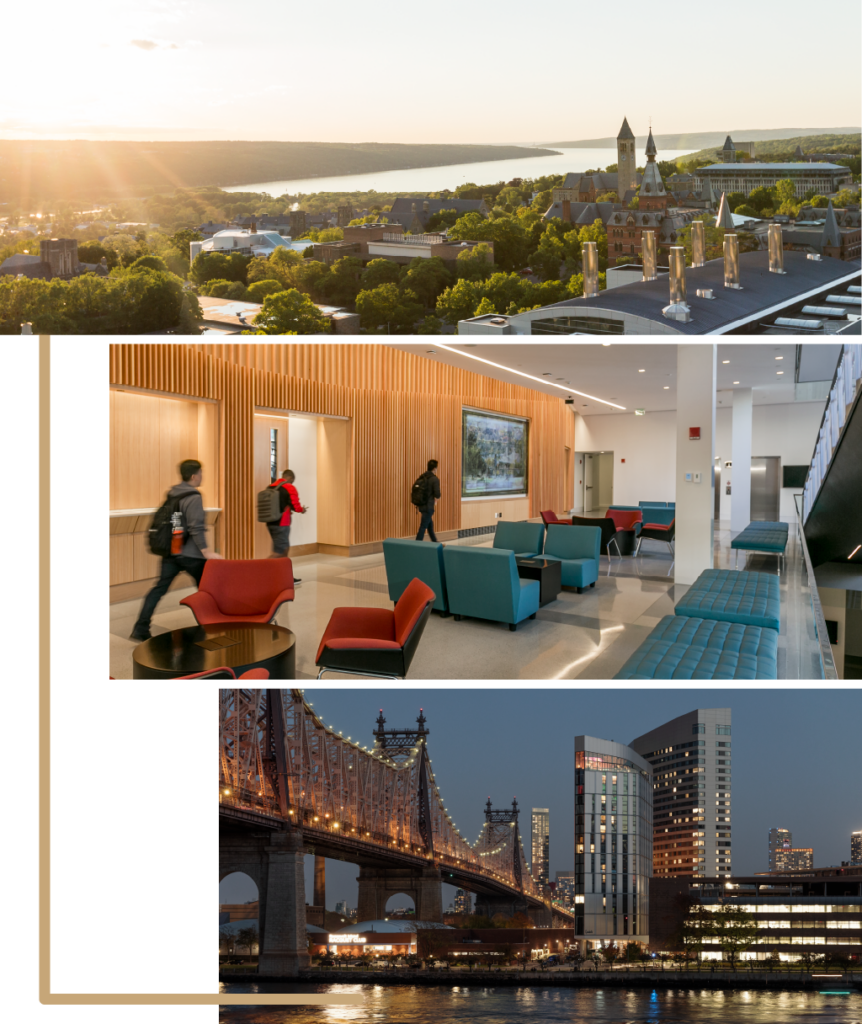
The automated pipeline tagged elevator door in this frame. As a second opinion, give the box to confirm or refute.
[751,456,781,521]
[714,465,721,520]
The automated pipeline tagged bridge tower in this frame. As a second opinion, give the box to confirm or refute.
[355,708,443,922]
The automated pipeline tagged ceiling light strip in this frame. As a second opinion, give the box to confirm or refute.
[432,343,626,410]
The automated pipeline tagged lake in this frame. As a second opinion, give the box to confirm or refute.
[219,981,862,1023]
[220,148,692,198]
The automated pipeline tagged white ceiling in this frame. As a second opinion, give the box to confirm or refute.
[386,342,834,417]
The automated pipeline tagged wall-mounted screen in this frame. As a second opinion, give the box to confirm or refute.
[461,408,529,498]
[782,465,807,488]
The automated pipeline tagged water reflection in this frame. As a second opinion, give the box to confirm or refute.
[219,982,862,1023]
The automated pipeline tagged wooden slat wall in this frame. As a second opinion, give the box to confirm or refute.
[109,344,574,555]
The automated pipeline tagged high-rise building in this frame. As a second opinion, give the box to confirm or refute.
[852,831,862,865]
[554,871,575,910]
[769,828,793,871]
[531,808,550,888]
[574,736,652,948]
[453,888,473,914]
[783,848,814,870]
[630,708,732,879]
[335,900,348,917]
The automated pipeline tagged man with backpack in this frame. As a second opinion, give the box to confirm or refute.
[130,459,222,642]
[261,469,307,577]
[412,459,441,542]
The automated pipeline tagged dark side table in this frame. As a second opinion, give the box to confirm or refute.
[516,559,562,606]
[132,622,296,679]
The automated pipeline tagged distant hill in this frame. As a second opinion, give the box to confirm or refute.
[677,133,861,165]
[0,140,559,206]
[542,128,862,150]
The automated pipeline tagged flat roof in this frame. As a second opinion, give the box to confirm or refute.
[540,251,860,334]
[700,162,849,172]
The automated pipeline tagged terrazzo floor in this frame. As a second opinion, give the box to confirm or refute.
[110,515,816,681]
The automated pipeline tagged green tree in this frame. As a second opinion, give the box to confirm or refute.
[200,278,247,300]
[530,230,565,282]
[400,256,451,307]
[732,204,758,219]
[806,194,830,208]
[290,259,334,302]
[246,279,285,302]
[774,178,800,216]
[473,295,499,317]
[236,926,259,956]
[355,283,423,333]
[725,191,747,212]
[578,219,608,269]
[455,243,494,281]
[423,208,461,232]
[712,903,759,969]
[129,254,169,274]
[189,250,250,286]
[76,241,118,269]
[436,279,481,326]
[832,187,859,208]
[360,258,402,291]
[531,189,553,212]
[601,942,619,966]
[595,191,618,203]
[673,214,725,265]
[176,292,202,335]
[747,186,776,213]
[415,314,444,334]
[246,255,281,285]
[252,288,330,334]
[119,268,189,333]
[327,255,363,306]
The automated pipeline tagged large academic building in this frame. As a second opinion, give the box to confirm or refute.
[109,341,862,683]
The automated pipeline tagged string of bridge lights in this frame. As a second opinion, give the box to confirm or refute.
[293,691,542,889]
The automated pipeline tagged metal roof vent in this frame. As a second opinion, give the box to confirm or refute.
[642,231,657,282]
[696,288,715,299]
[583,241,599,298]
[801,305,846,317]
[691,221,706,268]
[768,224,786,274]
[774,318,824,330]
[663,247,691,322]
[723,234,742,289]
[826,294,862,305]
[807,253,822,261]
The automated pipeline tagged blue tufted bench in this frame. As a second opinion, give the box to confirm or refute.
[745,521,788,532]
[731,525,788,570]
[613,614,779,679]
[675,569,780,631]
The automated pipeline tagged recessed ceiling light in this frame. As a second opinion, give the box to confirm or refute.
[775,356,783,360]
[638,369,645,373]
[777,371,784,375]
[663,386,670,389]
[722,360,730,364]
[602,342,611,347]
[733,381,740,385]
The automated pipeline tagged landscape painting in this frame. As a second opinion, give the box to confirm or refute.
[461,409,528,498]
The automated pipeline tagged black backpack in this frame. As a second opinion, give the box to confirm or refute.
[148,493,187,557]
[257,483,284,523]
[410,473,430,508]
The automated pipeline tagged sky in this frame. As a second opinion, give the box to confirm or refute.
[4,0,860,144]
[220,688,862,915]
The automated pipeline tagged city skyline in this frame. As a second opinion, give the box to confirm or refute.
[5,0,860,143]
[219,689,862,911]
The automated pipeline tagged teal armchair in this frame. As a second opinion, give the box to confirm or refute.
[492,520,545,559]
[542,524,601,592]
[442,546,540,631]
[383,538,449,613]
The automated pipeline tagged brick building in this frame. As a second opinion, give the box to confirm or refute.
[0,238,109,281]
[387,196,490,232]
[312,221,493,273]
[782,201,861,261]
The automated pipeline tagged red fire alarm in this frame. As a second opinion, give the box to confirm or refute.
[689,427,701,441]
[621,458,625,463]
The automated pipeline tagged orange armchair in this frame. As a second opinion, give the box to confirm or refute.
[541,510,572,526]
[181,559,295,626]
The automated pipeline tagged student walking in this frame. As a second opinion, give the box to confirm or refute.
[412,459,441,542]
[265,469,307,579]
[131,459,222,641]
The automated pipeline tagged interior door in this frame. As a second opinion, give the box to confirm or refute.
[714,465,721,520]
[584,454,594,513]
[751,456,781,521]
[564,446,573,514]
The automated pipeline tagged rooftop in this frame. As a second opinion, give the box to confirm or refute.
[540,250,860,334]
[699,162,849,172]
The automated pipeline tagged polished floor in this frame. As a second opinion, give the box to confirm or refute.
[109,513,817,681]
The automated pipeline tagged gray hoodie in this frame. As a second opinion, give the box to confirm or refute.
[168,482,208,558]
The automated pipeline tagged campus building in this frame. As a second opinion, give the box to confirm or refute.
[631,709,732,880]
[573,736,652,949]
[649,868,862,960]
[693,162,852,199]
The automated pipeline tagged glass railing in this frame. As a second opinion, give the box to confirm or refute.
[802,343,862,523]
[794,493,839,681]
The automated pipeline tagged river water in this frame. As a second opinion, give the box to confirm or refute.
[219,981,862,1023]
[219,148,692,198]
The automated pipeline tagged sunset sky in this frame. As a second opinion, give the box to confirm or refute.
[5,0,860,144]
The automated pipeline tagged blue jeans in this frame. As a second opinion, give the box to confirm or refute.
[267,522,291,555]
[416,510,437,542]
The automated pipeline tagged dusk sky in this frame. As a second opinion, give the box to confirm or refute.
[5,0,860,143]
[220,689,862,914]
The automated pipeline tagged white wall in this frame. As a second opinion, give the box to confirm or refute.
[715,401,822,522]
[287,414,318,545]
[576,410,676,506]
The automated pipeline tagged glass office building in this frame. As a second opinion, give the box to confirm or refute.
[631,708,732,879]
[531,808,550,889]
[574,736,653,948]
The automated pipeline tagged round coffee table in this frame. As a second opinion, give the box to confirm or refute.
[132,622,296,679]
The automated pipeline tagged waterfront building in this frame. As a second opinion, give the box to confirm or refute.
[531,808,550,889]
[853,831,862,865]
[650,868,862,960]
[574,736,652,949]
[631,709,732,880]
[335,900,349,916]
[694,161,852,199]
[554,871,575,910]
[386,196,490,233]
[454,888,473,914]
[769,827,814,871]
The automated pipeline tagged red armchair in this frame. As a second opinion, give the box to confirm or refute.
[316,578,435,680]
[110,667,268,675]
[604,510,642,555]
[541,510,573,526]
[181,559,295,626]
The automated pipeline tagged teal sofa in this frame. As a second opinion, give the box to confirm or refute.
[542,524,601,592]
[675,569,780,632]
[492,520,545,559]
[442,546,540,631]
[383,538,448,613]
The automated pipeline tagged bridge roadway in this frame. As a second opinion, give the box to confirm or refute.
[220,801,573,917]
